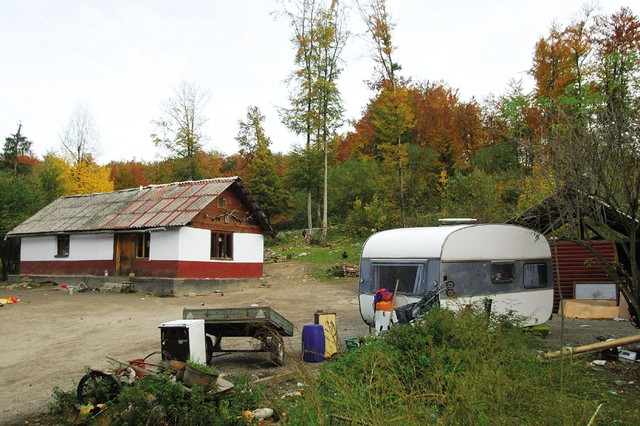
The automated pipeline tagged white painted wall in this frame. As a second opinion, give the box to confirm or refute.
[178,227,210,261]
[233,233,264,262]
[70,234,113,260]
[20,227,265,264]
[150,227,263,263]
[21,236,56,261]
[20,234,114,261]
[150,228,180,260]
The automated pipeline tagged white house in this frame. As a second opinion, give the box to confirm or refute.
[7,177,274,280]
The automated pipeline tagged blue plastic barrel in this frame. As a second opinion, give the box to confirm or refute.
[302,324,325,362]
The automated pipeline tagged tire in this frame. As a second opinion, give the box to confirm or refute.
[76,370,121,404]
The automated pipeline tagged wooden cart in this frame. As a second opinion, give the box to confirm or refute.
[183,307,294,366]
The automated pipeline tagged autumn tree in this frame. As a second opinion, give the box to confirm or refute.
[57,104,114,194]
[536,7,640,324]
[280,0,347,242]
[328,156,385,222]
[152,80,210,181]
[236,106,287,221]
[411,82,484,172]
[441,170,503,223]
[360,0,413,226]
[484,81,538,168]
[237,106,271,163]
[108,160,151,190]
[194,150,225,179]
[2,123,34,174]
[66,160,114,195]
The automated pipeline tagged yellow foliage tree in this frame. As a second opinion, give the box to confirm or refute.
[517,162,555,211]
[63,159,114,195]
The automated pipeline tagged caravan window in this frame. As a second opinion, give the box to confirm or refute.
[491,262,515,284]
[523,263,549,288]
[373,263,425,294]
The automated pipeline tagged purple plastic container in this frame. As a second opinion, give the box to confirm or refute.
[302,324,325,362]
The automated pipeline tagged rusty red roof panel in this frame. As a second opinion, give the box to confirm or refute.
[7,178,235,234]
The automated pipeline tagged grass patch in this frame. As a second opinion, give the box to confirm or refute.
[266,227,364,281]
[267,228,364,262]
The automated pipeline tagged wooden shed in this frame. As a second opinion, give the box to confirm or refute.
[6,177,274,280]
[549,240,619,314]
[509,187,638,318]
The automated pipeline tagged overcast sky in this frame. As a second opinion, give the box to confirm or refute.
[0,0,635,164]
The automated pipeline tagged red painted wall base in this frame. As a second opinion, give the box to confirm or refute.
[20,260,264,279]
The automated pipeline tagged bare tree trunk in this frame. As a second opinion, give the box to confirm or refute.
[306,189,313,240]
[322,138,328,243]
[398,134,406,227]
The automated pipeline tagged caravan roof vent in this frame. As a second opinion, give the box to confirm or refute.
[438,218,478,226]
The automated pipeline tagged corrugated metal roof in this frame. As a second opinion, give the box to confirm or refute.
[6,177,278,237]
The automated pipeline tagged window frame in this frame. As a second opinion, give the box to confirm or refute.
[371,262,426,295]
[523,262,549,289]
[136,232,151,259]
[491,261,515,284]
[210,232,233,260]
[56,234,70,257]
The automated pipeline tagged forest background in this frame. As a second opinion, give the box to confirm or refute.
[1,1,639,298]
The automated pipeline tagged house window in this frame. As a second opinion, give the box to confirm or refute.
[523,263,549,288]
[136,232,150,258]
[56,235,69,257]
[211,232,233,259]
[491,262,515,284]
[218,197,226,208]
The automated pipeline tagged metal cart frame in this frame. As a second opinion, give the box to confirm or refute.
[183,307,294,366]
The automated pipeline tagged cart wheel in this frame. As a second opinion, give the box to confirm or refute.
[77,370,121,404]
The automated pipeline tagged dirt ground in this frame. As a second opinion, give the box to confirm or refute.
[1,261,639,424]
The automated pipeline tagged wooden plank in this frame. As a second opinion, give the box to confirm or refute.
[562,299,620,319]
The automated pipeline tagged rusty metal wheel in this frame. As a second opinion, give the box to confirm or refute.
[76,370,121,405]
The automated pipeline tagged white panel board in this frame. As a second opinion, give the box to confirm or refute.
[575,283,617,300]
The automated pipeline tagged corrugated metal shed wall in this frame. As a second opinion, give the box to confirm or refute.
[550,240,617,312]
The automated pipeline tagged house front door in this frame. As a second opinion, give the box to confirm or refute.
[115,233,136,276]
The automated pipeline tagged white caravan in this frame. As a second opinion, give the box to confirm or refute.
[358,223,554,327]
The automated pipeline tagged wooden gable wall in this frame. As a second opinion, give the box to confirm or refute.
[189,187,263,234]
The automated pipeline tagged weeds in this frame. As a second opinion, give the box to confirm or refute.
[46,372,261,425]
[46,309,640,425]
[284,308,612,425]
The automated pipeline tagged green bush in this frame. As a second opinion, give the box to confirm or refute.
[286,308,602,425]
